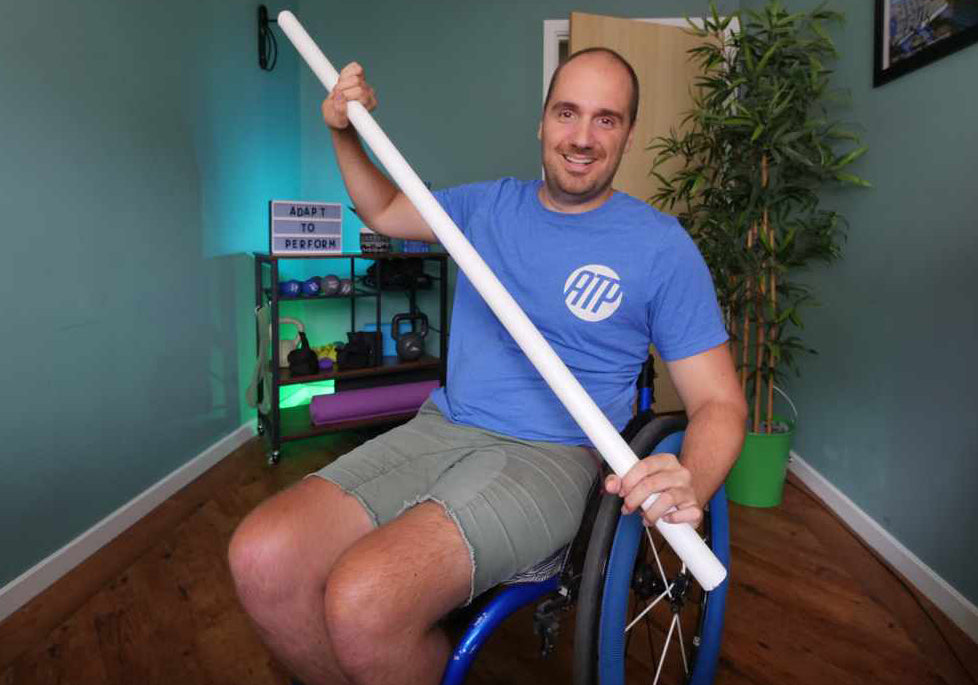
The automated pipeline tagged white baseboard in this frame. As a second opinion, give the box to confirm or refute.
[0,422,255,625]
[789,451,978,643]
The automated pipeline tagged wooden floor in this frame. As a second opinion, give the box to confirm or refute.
[2,430,976,685]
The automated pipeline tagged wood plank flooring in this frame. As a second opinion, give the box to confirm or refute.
[1,430,975,685]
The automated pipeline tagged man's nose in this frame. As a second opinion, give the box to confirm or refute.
[569,120,594,149]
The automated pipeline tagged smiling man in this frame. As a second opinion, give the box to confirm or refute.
[228,48,746,685]
[538,49,638,212]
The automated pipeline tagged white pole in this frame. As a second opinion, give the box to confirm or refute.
[277,11,727,591]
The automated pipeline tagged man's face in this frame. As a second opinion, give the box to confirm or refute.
[538,54,635,213]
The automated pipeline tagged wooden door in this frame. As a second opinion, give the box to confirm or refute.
[570,13,706,413]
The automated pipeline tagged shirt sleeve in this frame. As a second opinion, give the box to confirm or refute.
[432,181,496,239]
[648,223,729,362]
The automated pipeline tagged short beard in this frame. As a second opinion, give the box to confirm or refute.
[543,172,611,208]
[541,152,622,210]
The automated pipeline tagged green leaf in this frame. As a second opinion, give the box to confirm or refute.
[833,145,868,169]
[835,172,872,187]
[756,39,784,73]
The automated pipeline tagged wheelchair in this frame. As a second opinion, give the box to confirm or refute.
[441,362,731,685]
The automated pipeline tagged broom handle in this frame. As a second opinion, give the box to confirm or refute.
[277,10,726,591]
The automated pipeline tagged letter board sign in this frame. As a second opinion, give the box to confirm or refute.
[269,200,343,255]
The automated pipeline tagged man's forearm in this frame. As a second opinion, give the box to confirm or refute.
[331,126,399,226]
[679,399,747,507]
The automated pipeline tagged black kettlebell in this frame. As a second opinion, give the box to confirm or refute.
[391,312,428,362]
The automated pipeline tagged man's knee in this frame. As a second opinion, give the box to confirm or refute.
[323,552,394,674]
[228,504,302,608]
[228,478,371,610]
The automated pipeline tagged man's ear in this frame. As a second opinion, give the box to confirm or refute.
[624,124,636,153]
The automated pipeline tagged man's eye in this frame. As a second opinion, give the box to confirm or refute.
[598,117,616,128]
[558,110,574,119]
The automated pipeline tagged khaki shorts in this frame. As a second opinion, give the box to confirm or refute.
[311,399,599,603]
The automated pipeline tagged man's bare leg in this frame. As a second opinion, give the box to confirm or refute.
[325,501,473,685]
[228,477,373,685]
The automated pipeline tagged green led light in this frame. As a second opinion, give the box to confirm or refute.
[279,380,335,408]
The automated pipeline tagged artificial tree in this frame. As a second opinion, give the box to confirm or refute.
[650,1,868,434]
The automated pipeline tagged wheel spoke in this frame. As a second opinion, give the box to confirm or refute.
[651,614,680,685]
[624,583,674,633]
[676,612,689,676]
[645,526,674,601]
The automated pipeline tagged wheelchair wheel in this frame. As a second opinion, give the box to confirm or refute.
[573,416,730,685]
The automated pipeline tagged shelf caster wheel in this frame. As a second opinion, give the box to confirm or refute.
[268,450,281,465]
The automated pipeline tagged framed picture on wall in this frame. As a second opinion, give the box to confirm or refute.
[875,0,978,86]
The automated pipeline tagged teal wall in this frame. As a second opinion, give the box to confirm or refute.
[739,1,978,604]
[0,0,300,588]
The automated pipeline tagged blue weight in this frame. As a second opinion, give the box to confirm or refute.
[301,277,322,296]
[279,279,302,297]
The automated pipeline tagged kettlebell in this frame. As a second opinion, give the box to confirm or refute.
[391,312,428,362]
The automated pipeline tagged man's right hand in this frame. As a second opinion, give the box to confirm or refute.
[322,62,378,130]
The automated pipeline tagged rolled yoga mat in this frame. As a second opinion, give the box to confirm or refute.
[310,380,439,426]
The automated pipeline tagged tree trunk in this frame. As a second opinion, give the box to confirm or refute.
[763,156,775,434]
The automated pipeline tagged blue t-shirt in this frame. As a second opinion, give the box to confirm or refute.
[429,178,727,445]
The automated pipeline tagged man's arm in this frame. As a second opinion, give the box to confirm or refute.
[606,343,747,527]
[323,63,436,242]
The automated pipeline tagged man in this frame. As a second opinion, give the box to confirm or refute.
[229,48,746,685]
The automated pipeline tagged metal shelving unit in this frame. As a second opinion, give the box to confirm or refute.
[254,251,449,463]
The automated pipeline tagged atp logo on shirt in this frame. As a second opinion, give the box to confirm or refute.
[563,264,623,322]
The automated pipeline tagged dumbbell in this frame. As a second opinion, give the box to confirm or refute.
[339,278,353,296]
[301,277,322,296]
[321,274,341,296]
[279,279,302,297]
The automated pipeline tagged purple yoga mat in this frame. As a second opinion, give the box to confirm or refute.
[309,380,439,425]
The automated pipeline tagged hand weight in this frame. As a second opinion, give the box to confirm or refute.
[391,312,429,362]
[321,274,340,296]
[301,277,322,296]
[279,279,302,297]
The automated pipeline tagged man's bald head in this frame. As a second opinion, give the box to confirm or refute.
[543,48,639,128]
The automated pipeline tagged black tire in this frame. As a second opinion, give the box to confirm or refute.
[572,415,688,685]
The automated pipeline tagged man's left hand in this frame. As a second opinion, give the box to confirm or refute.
[604,453,703,527]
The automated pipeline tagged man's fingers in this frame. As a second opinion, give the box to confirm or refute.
[338,61,363,78]
[620,470,691,513]
[662,504,703,526]
[333,84,376,111]
[619,453,679,493]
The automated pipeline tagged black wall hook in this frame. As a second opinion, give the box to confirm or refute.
[258,5,278,71]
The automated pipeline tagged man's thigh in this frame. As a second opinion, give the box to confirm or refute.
[429,437,598,601]
[312,400,599,603]
[329,501,473,629]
